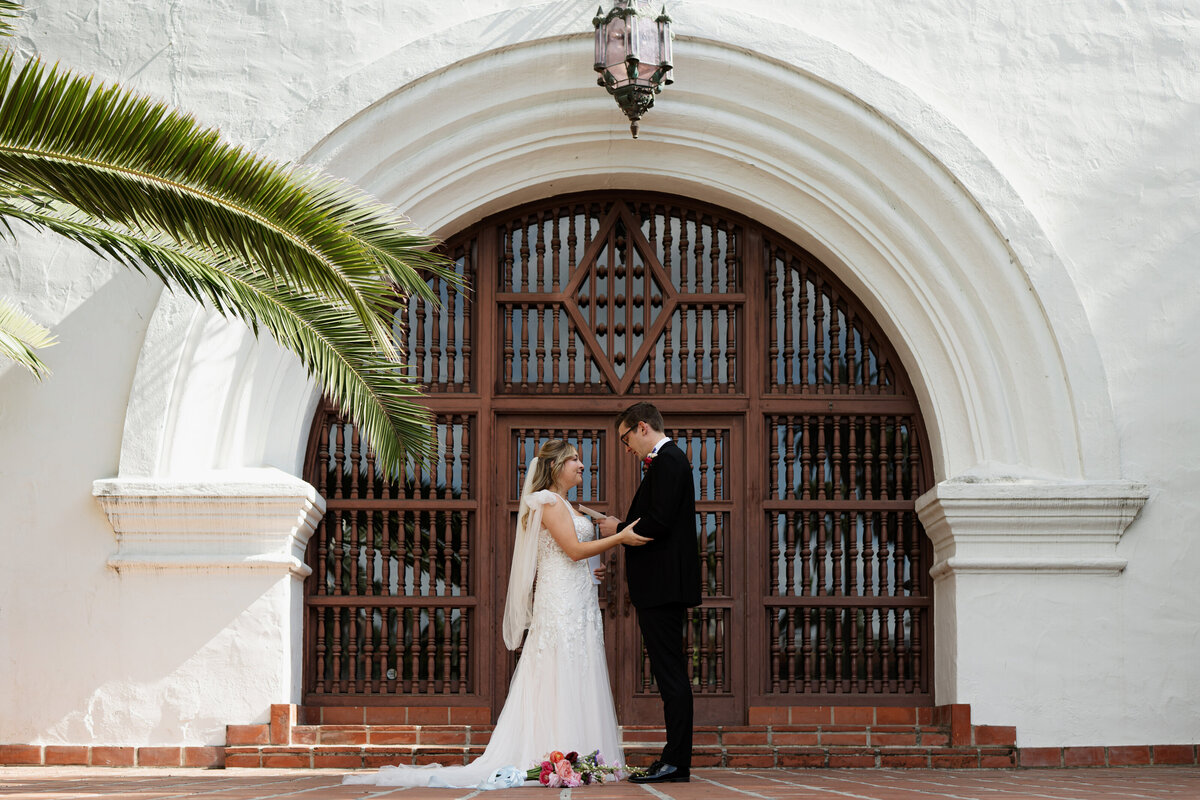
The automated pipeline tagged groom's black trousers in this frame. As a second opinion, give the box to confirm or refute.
[636,602,693,769]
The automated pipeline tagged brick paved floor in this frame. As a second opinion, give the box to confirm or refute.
[3,766,1199,799]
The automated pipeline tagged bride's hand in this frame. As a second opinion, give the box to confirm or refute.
[618,519,651,546]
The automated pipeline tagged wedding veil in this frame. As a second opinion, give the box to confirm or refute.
[501,456,547,650]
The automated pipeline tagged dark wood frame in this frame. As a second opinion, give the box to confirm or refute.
[301,190,936,717]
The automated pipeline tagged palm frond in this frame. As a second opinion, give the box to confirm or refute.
[2,194,436,471]
[0,294,56,380]
[0,52,461,356]
[0,2,19,38]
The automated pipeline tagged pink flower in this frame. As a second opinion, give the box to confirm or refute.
[546,772,563,788]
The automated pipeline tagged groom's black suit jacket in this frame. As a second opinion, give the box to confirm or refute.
[620,440,702,609]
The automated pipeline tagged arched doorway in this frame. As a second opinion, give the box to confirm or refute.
[302,191,934,724]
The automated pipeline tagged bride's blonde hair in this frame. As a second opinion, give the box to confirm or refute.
[520,439,577,527]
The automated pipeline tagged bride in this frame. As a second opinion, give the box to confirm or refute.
[345,439,649,788]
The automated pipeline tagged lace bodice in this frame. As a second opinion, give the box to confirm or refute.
[526,498,604,657]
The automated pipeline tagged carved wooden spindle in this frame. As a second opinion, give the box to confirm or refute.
[503,306,514,391]
[909,422,922,498]
[380,509,392,598]
[782,263,796,387]
[533,305,546,390]
[500,223,512,291]
[534,213,547,292]
[714,430,724,500]
[798,508,813,597]
[724,223,738,292]
[829,296,843,390]
[318,421,331,496]
[893,500,907,598]
[457,509,471,598]
[567,208,578,276]
[441,511,453,600]
[848,417,860,503]
[412,511,426,598]
[413,293,427,387]
[566,317,579,393]
[797,263,810,387]
[845,311,859,392]
[724,308,737,392]
[847,510,860,598]
[799,607,813,692]
[442,278,458,390]
[832,606,844,693]
[316,512,330,597]
[315,608,328,691]
[862,510,876,597]
[362,606,375,691]
[517,303,530,387]
[894,607,908,692]
[813,283,827,391]
[431,284,445,388]
[863,606,877,691]
[832,414,844,500]
[406,608,419,692]
[349,428,362,500]
[678,307,692,386]
[770,608,782,692]
[435,606,450,693]
[707,218,720,293]
[662,310,675,385]
[767,253,779,390]
[714,512,725,595]
[330,424,345,499]
[518,220,531,292]
[549,308,562,391]
[864,415,876,500]
[461,249,473,390]
[831,512,844,598]
[911,600,922,693]
[677,211,692,293]
[816,416,829,502]
[800,414,812,501]
[893,416,905,501]
[661,207,675,285]
[877,510,891,596]
[330,607,344,692]
[704,309,719,393]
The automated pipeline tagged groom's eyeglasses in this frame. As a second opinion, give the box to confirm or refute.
[619,427,633,447]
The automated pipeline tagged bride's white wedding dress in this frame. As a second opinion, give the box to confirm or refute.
[344,491,624,788]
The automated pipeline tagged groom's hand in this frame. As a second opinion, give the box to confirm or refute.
[592,562,607,582]
[598,515,620,537]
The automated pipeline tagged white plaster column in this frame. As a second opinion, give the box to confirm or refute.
[92,469,324,724]
[916,475,1148,729]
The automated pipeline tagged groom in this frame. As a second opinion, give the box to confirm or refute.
[599,402,701,784]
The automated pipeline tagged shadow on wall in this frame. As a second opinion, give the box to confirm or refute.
[0,260,297,746]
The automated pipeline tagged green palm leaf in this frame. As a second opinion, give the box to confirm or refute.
[2,193,435,471]
[0,294,56,380]
[0,52,460,355]
[0,47,466,473]
[0,2,18,38]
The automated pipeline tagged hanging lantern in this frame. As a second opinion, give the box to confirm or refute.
[593,1,673,138]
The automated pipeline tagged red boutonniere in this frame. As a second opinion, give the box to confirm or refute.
[643,451,657,467]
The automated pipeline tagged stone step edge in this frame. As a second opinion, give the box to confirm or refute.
[223,745,1021,770]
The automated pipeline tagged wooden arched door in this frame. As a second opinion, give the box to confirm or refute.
[302,192,934,723]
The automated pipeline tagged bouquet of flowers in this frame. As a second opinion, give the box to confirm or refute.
[525,749,628,787]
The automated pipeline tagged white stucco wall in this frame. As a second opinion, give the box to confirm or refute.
[1,0,1197,749]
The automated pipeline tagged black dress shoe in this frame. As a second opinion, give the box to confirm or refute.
[630,762,690,783]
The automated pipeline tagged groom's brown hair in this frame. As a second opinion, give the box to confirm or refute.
[617,401,665,434]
